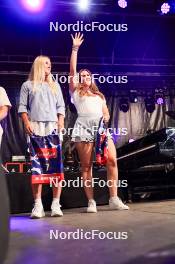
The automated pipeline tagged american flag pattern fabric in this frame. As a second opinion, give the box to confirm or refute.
[95,118,109,166]
[28,134,64,184]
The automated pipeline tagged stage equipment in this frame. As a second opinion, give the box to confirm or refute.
[119,98,129,112]
[117,127,175,170]
[144,96,155,113]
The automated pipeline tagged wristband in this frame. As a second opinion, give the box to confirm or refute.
[72,45,79,52]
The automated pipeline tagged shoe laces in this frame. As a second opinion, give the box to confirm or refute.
[52,201,61,208]
[32,203,43,213]
[88,200,96,207]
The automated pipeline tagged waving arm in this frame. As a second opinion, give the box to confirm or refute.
[69,33,84,92]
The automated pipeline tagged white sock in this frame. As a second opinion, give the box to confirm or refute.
[35,198,43,206]
[89,199,95,203]
[110,196,118,202]
[52,198,60,204]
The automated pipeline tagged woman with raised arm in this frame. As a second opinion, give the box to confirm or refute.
[69,33,129,213]
[18,55,65,218]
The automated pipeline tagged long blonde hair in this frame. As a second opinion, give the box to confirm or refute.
[28,55,57,94]
[77,69,104,99]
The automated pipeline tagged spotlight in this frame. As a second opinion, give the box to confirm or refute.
[118,0,127,8]
[156,97,164,105]
[144,97,155,113]
[161,2,171,14]
[129,90,138,103]
[78,0,90,11]
[119,98,129,113]
[155,89,164,105]
[21,0,45,12]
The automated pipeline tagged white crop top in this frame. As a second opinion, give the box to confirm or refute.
[71,89,105,117]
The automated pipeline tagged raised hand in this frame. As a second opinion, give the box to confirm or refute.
[71,32,84,47]
[69,33,83,91]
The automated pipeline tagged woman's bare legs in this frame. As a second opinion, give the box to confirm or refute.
[75,142,94,200]
[52,185,62,199]
[106,139,129,210]
[32,184,62,199]
[106,139,118,198]
[32,184,42,200]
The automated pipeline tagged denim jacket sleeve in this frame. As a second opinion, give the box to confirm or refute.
[56,83,65,117]
[18,82,29,114]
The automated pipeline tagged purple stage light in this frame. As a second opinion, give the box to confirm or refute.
[118,0,127,9]
[161,3,170,14]
[156,97,164,105]
[21,0,45,12]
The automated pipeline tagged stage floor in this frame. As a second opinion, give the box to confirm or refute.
[4,200,175,264]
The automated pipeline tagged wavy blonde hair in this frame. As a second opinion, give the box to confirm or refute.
[28,55,57,94]
[77,69,104,99]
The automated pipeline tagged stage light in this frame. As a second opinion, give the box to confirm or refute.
[21,0,45,12]
[156,97,164,105]
[78,0,90,11]
[161,2,171,14]
[119,98,129,113]
[155,89,164,105]
[144,97,155,113]
[118,0,127,9]
[129,90,138,103]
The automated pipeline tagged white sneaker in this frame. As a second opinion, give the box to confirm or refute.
[109,196,129,210]
[51,201,63,217]
[87,199,97,213]
[30,204,45,219]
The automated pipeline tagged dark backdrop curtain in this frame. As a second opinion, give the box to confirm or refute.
[107,96,175,147]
